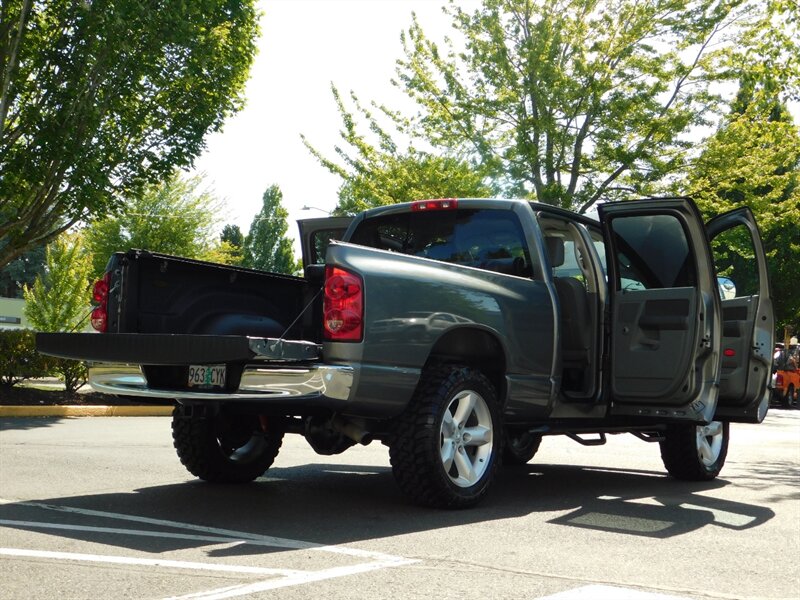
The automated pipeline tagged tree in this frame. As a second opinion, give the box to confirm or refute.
[382,0,764,212]
[242,185,300,274]
[85,172,224,279]
[687,90,800,336]
[687,0,799,337]
[0,0,260,268]
[0,242,44,298]
[221,224,245,249]
[23,233,93,392]
[217,224,245,265]
[304,86,493,214]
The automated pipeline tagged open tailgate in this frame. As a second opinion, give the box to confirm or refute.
[36,333,320,365]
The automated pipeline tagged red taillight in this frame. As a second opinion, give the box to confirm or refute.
[90,307,107,332]
[323,266,363,341]
[90,272,111,332]
[723,348,736,357]
[92,275,109,303]
[411,198,458,212]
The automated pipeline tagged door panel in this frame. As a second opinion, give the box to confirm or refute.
[706,208,773,423]
[599,198,720,422]
[612,288,697,403]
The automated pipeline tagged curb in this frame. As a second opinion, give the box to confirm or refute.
[0,405,173,418]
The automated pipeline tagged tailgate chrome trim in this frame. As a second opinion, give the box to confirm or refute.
[88,364,353,401]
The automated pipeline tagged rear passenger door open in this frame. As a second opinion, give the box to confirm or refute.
[599,197,721,423]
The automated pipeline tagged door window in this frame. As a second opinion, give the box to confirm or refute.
[710,224,759,299]
[608,215,696,290]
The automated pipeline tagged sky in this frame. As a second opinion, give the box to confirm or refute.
[191,0,480,251]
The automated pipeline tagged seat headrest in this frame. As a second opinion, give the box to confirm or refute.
[545,237,565,267]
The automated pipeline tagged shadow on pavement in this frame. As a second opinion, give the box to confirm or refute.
[0,459,776,557]
[0,417,65,431]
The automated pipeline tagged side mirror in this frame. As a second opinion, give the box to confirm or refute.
[717,276,736,300]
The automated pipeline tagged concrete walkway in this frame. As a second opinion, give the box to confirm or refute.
[2,378,173,417]
[0,405,172,417]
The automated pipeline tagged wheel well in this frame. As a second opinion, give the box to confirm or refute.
[424,327,507,402]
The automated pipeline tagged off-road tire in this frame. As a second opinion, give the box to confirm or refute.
[171,406,283,483]
[389,365,503,509]
[503,430,542,466]
[660,420,729,481]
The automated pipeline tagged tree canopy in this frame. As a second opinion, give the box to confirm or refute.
[242,185,299,274]
[23,233,92,334]
[84,171,224,279]
[390,0,769,212]
[688,86,800,334]
[304,86,493,214]
[0,0,259,268]
[0,243,44,298]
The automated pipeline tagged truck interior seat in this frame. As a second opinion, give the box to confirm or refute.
[545,237,592,392]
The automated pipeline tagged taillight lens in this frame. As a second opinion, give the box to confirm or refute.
[323,266,363,341]
[411,198,458,211]
[90,272,111,332]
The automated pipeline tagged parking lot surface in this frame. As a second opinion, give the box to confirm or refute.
[1,411,798,599]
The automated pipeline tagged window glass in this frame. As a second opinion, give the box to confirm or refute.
[710,223,758,298]
[609,215,696,290]
[349,209,532,277]
[310,228,347,264]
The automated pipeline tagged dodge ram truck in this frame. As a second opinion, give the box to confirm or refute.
[37,197,774,508]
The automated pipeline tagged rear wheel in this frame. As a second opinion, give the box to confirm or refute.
[660,420,729,481]
[389,365,503,508]
[502,429,542,466]
[172,406,283,483]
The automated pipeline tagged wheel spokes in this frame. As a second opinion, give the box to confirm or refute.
[697,436,715,463]
[441,439,456,472]
[453,447,478,484]
[451,392,477,427]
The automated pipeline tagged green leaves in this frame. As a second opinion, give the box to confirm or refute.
[84,171,223,279]
[242,185,300,275]
[304,86,493,213]
[22,233,92,334]
[391,0,754,211]
[0,0,259,268]
[688,89,800,332]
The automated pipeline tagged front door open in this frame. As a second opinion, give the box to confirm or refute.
[706,208,773,423]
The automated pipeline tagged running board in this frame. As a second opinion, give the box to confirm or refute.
[566,432,607,446]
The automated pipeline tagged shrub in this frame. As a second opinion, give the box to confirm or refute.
[0,329,50,387]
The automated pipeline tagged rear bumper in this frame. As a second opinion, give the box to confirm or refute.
[88,363,354,403]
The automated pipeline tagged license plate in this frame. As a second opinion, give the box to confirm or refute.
[187,365,226,389]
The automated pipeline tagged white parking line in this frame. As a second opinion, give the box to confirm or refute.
[0,548,301,576]
[539,584,694,600]
[0,498,418,599]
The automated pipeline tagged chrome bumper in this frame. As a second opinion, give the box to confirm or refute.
[88,364,354,402]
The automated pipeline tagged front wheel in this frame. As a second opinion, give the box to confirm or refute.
[389,365,503,509]
[172,407,284,483]
[660,420,729,481]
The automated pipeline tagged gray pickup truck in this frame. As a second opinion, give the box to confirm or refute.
[37,197,774,508]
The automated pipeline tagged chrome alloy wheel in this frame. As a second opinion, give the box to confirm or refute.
[696,421,724,467]
[440,389,494,487]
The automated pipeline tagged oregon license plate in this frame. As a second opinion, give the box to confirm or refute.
[187,365,226,389]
